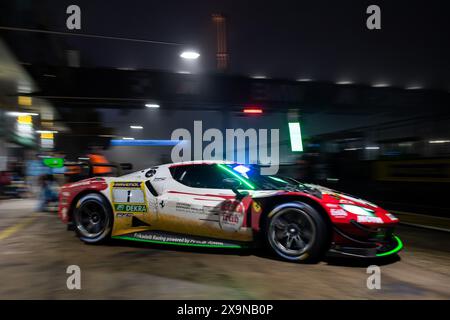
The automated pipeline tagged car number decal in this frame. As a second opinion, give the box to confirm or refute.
[111,181,148,214]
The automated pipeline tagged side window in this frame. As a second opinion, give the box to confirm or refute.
[170,165,228,189]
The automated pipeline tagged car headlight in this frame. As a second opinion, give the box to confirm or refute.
[340,204,375,216]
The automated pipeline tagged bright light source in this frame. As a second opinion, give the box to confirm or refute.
[288,122,304,152]
[336,81,353,85]
[296,78,313,82]
[233,165,251,178]
[36,130,58,134]
[6,111,38,117]
[180,51,200,60]
[243,108,263,114]
[365,146,380,150]
[429,140,450,144]
[251,75,267,79]
[130,125,143,129]
[372,83,390,88]
[122,137,134,140]
[406,86,423,90]
[344,147,362,151]
[177,70,191,74]
[145,103,160,108]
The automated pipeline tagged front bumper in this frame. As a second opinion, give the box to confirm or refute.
[328,235,403,258]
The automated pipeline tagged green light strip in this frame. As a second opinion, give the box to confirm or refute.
[268,176,288,183]
[288,122,304,152]
[376,235,403,257]
[112,235,244,249]
[217,164,255,190]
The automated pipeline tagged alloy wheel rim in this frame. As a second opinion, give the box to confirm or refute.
[269,207,316,257]
[75,201,108,238]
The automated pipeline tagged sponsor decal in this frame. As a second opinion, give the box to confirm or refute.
[159,200,165,208]
[145,169,157,178]
[175,202,211,215]
[219,200,245,231]
[330,208,347,218]
[252,201,262,214]
[116,213,133,218]
[114,203,147,213]
[357,216,383,223]
[112,181,141,188]
[325,203,339,208]
[126,231,240,247]
[111,181,148,214]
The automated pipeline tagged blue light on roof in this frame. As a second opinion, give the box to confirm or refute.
[233,164,251,178]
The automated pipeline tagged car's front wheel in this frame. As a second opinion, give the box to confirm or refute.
[73,193,113,244]
[265,202,329,262]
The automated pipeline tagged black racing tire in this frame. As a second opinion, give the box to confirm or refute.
[264,202,329,263]
[73,193,113,244]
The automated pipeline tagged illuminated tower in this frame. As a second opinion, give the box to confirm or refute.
[212,13,228,71]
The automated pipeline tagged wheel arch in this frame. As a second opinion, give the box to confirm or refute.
[257,195,332,234]
[68,190,112,222]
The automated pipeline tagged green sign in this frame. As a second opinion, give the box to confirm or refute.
[42,157,64,168]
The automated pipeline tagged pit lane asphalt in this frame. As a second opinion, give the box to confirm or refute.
[0,199,449,299]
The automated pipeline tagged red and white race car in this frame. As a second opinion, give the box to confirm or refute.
[58,161,403,262]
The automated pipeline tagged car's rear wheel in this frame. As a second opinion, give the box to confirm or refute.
[73,193,112,244]
[265,202,329,262]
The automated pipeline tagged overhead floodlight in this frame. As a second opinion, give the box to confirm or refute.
[6,111,39,117]
[251,75,267,79]
[130,125,143,129]
[372,83,389,88]
[36,130,58,134]
[180,51,200,60]
[336,81,353,85]
[288,122,304,152]
[122,137,134,140]
[429,140,450,144]
[406,86,423,90]
[145,103,160,108]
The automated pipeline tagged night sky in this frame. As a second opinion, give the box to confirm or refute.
[1,0,449,90]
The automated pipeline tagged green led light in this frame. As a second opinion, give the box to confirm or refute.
[268,176,287,183]
[288,122,304,152]
[376,235,403,257]
[217,164,255,190]
[112,235,244,249]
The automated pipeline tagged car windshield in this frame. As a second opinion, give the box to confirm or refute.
[217,163,310,191]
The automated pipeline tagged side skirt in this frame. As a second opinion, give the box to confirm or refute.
[111,230,250,249]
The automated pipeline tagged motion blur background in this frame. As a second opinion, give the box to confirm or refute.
[1,0,449,216]
[0,0,449,299]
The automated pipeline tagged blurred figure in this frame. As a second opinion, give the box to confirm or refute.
[88,152,112,175]
[36,174,59,212]
[0,170,12,198]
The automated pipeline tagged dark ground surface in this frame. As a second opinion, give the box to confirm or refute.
[0,199,449,299]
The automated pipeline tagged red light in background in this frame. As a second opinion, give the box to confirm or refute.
[243,108,263,114]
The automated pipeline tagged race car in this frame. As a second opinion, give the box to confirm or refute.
[58,160,403,262]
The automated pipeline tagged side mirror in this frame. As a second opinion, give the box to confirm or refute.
[223,178,248,200]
